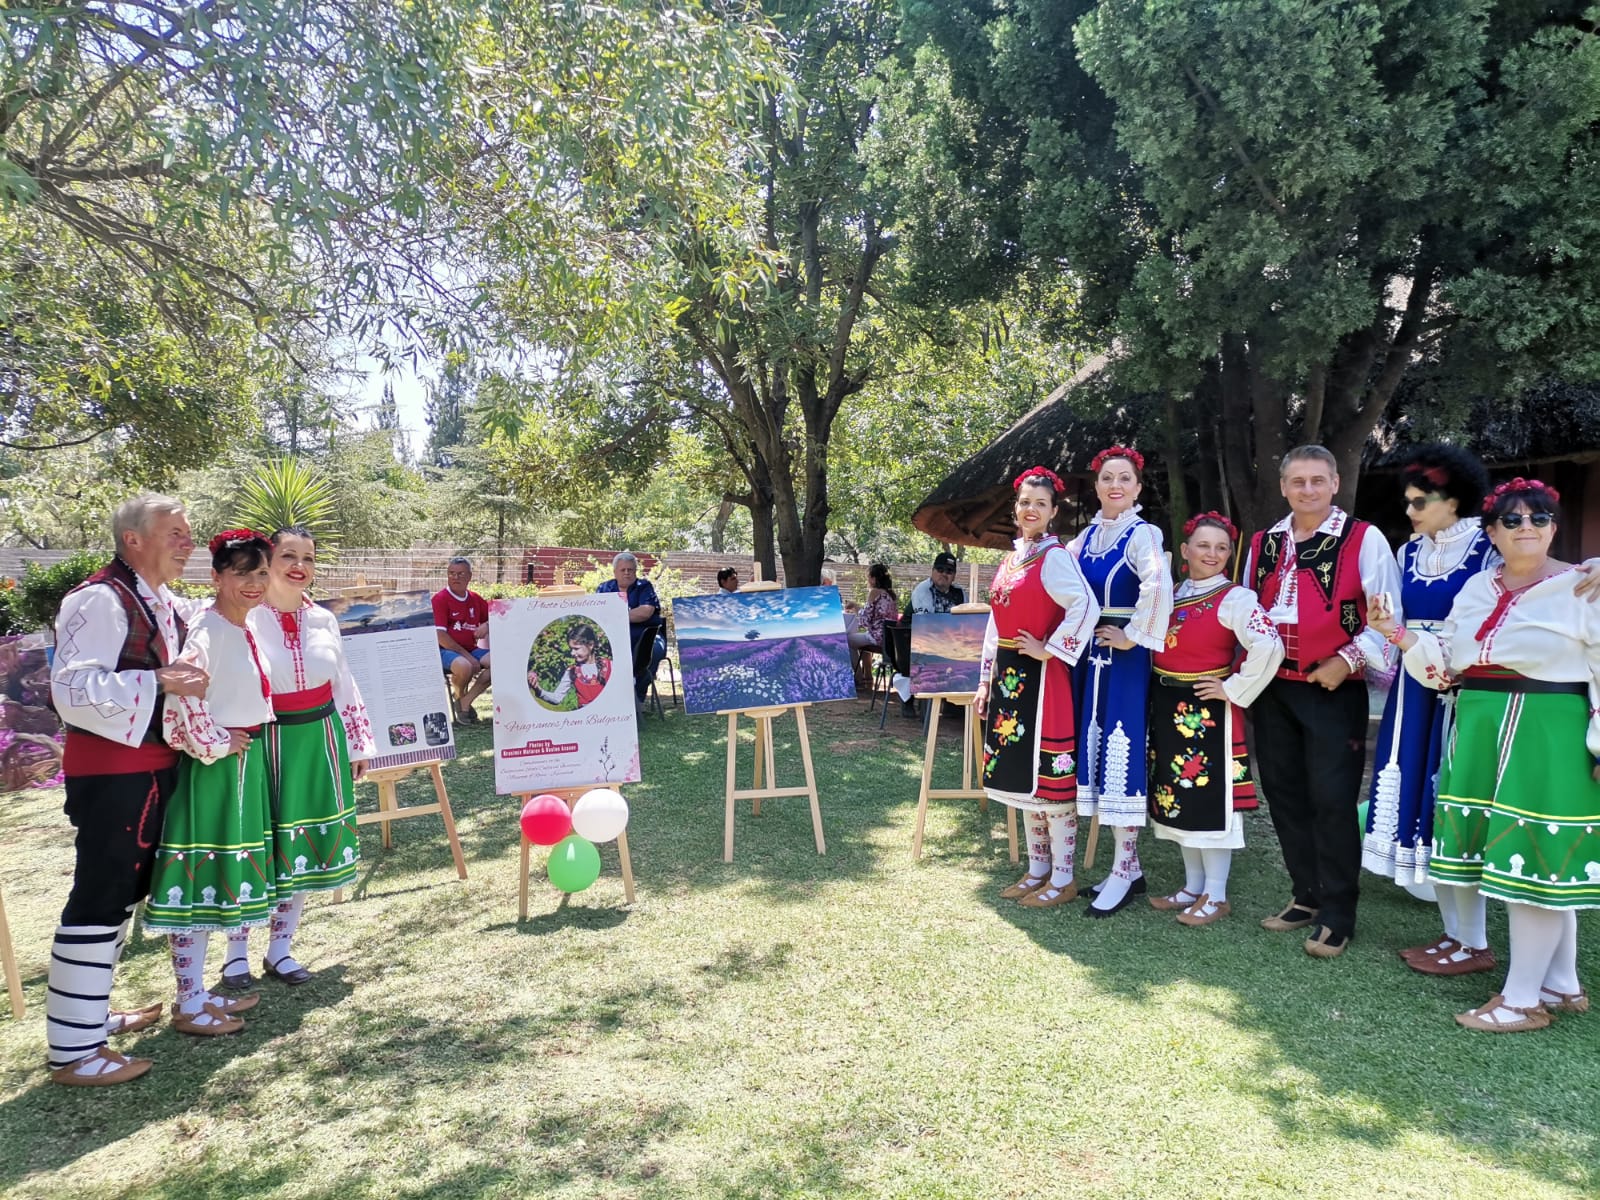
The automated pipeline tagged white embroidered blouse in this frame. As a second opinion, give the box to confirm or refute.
[1169,575,1285,708]
[163,609,275,764]
[979,535,1101,684]
[247,601,376,760]
[1065,506,1173,652]
[1402,567,1600,757]
[51,568,205,746]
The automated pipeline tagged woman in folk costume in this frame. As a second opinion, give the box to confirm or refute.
[1359,447,1499,976]
[145,530,277,1037]
[976,467,1100,908]
[1067,446,1174,917]
[1147,513,1283,925]
[215,526,374,991]
[1374,478,1597,1032]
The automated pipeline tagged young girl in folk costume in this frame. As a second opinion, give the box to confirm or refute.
[976,467,1100,908]
[532,621,613,707]
[1067,446,1174,917]
[1359,447,1500,977]
[1147,513,1283,925]
[145,530,277,1036]
[215,526,374,992]
[1374,479,1597,1031]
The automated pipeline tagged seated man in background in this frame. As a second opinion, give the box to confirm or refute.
[904,551,965,618]
[716,567,740,593]
[434,556,491,724]
[597,552,666,708]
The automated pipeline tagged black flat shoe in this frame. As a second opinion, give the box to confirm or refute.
[1084,876,1146,918]
[215,957,256,993]
[1084,875,1146,901]
[263,955,314,986]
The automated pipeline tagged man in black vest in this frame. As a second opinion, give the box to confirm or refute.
[45,494,209,1085]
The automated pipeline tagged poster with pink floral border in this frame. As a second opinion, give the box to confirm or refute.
[487,594,641,794]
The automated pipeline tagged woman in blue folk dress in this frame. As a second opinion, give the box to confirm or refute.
[1360,445,1498,976]
[1068,446,1173,918]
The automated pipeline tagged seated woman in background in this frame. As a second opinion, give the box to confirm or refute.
[847,563,898,687]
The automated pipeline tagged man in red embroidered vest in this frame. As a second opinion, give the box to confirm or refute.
[1242,446,1401,960]
[45,494,209,1085]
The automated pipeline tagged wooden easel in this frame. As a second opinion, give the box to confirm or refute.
[516,786,637,917]
[0,877,22,1018]
[909,577,1016,862]
[333,759,468,902]
[722,703,824,862]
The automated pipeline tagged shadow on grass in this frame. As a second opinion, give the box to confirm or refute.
[0,967,355,1190]
[978,812,1600,1194]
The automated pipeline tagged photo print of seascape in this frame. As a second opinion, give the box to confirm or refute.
[909,611,988,696]
[674,586,857,714]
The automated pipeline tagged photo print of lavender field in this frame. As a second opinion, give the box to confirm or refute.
[674,586,857,714]
[909,612,989,696]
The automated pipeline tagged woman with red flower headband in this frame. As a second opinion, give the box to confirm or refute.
[1359,445,1499,977]
[1373,478,1598,1032]
[210,526,375,993]
[1146,513,1283,926]
[144,529,278,1038]
[1066,445,1173,917]
[976,467,1099,908]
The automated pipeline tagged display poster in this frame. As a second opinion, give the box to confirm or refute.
[674,586,856,715]
[908,612,989,697]
[488,594,641,794]
[321,592,456,770]
[0,633,62,792]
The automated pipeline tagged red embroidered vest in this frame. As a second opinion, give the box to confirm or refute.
[1249,518,1369,672]
[1154,585,1238,677]
[64,558,186,743]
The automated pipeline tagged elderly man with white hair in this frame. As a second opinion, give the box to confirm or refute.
[596,551,666,708]
[45,493,211,1085]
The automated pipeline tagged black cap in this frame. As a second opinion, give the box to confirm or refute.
[932,552,958,572]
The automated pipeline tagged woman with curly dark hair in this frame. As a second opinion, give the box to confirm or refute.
[1361,445,1498,977]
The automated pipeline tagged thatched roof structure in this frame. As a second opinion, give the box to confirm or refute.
[911,356,1162,548]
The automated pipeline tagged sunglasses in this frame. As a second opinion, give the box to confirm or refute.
[1404,493,1442,512]
[1496,512,1554,530]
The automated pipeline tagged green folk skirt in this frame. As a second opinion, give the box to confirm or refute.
[263,701,361,893]
[1432,689,1600,909]
[146,739,277,932]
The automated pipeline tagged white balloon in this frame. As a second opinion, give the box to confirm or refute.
[571,788,629,843]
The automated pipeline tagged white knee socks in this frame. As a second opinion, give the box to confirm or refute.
[1046,810,1077,888]
[45,921,124,1070]
[224,927,251,977]
[1200,848,1232,904]
[1180,847,1206,897]
[1434,882,1461,941]
[1454,885,1488,951]
[1090,828,1142,911]
[268,893,307,970]
[1543,909,1581,997]
[1026,815,1050,879]
[170,932,211,1016]
[1502,902,1564,1009]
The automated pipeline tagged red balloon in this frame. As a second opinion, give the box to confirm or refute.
[520,794,572,846]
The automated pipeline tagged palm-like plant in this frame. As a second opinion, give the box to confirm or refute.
[232,458,340,554]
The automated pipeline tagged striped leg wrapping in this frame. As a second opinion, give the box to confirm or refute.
[46,923,125,1069]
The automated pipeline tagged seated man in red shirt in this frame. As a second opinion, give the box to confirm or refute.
[434,556,492,724]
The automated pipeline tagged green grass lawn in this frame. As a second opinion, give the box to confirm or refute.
[2,695,1597,1199]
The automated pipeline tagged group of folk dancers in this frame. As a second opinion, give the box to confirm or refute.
[978,444,1595,1033]
[44,502,371,1085]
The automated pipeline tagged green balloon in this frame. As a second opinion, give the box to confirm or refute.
[547,834,602,893]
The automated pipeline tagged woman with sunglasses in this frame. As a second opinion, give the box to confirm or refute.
[1361,446,1498,976]
[1373,479,1596,1032]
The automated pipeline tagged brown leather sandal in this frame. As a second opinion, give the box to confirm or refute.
[999,874,1049,900]
[173,1002,245,1037]
[49,1046,153,1087]
[1150,888,1201,912]
[1409,946,1496,977]
[1018,881,1078,908]
[1454,994,1551,1033]
[1540,988,1590,1015]
[1400,936,1459,962]
[107,1003,164,1036]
